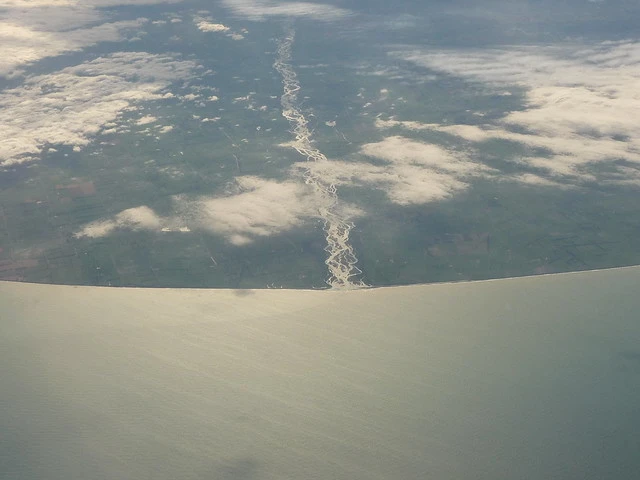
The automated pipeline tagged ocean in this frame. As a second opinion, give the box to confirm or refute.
[1,267,639,479]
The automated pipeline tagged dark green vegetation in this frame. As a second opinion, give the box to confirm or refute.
[1,2,640,288]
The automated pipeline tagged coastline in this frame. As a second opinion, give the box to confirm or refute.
[1,262,639,293]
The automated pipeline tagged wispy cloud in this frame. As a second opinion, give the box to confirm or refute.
[0,19,146,77]
[0,0,183,6]
[76,176,328,245]
[292,136,491,206]
[176,176,321,245]
[221,0,352,21]
[394,41,640,185]
[0,52,197,166]
[0,0,188,76]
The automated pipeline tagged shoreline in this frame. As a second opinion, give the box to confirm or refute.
[2,263,639,293]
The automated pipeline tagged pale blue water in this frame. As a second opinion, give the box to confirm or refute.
[1,266,639,479]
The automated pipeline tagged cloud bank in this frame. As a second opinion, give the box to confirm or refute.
[0,0,187,76]
[395,40,640,186]
[0,18,146,77]
[0,52,197,166]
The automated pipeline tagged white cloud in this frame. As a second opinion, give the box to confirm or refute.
[76,135,486,240]
[194,18,230,32]
[177,176,319,245]
[0,0,183,6]
[136,115,158,126]
[375,118,435,132]
[292,136,491,206]
[0,52,197,166]
[360,136,486,176]
[221,0,352,21]
[300,158,468,206]
[193,14,245,39]
[395,41,640,185]
[502,173,573,189]
[76,206,163,238]
[0,19,146,77]
[75,176,328,245]
[0,4,104,31]
[0,0,187,76]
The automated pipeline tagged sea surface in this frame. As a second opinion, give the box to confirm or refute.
[1,267,639,480]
